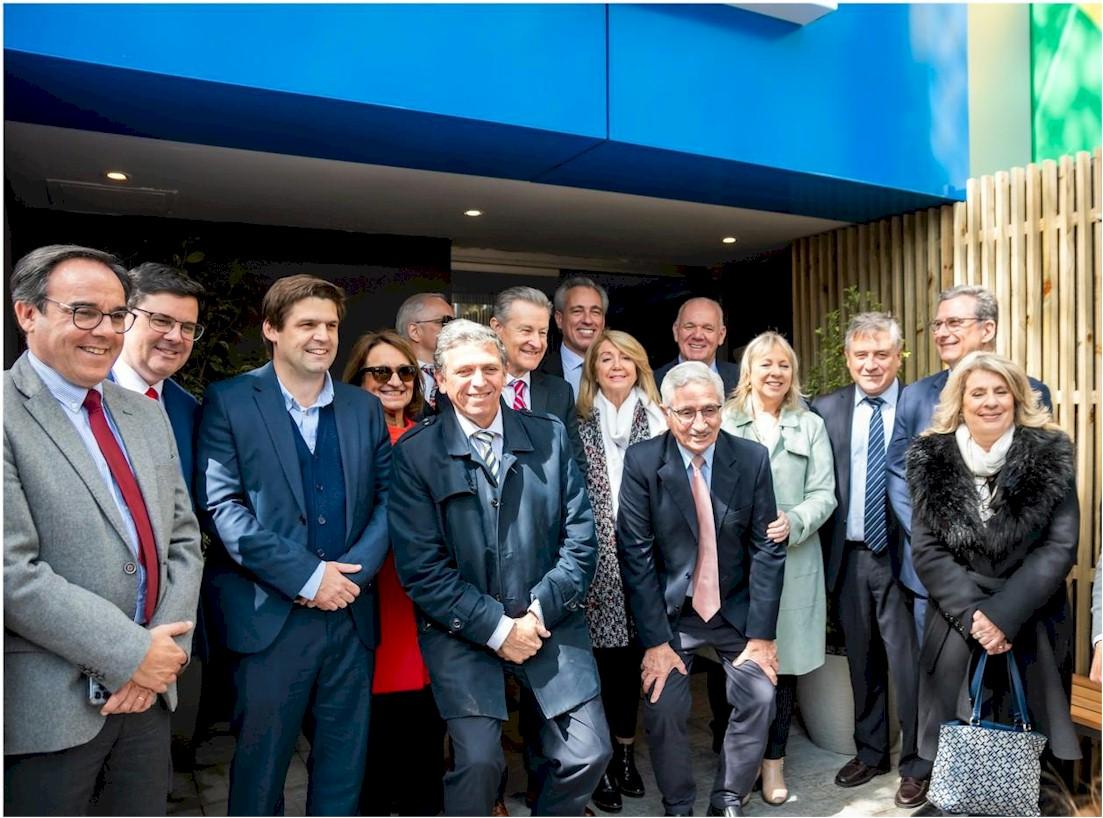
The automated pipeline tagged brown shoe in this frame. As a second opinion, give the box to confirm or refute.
[894,777,929,809]
[491,799,510,817]
[834,757,890,788]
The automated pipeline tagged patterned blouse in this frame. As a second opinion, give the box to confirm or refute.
[577,401,652,648]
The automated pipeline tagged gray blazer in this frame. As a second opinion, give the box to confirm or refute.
[4,353,203,755]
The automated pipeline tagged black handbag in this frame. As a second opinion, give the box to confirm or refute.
[928,650,1048,816]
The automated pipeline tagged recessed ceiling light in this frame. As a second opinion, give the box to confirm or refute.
[105,171,130,182]
[722,236,737,244]
[464,209,483,217]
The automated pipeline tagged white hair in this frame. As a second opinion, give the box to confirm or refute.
[433,319,507,374]
[660,361,725,406]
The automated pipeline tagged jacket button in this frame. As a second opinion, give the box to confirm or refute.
[317,515,326,525]
[490,499,500,508]
[685,572,692,580]
[317,549,325,557]
[451,618,461,629]
[123,562,137,575]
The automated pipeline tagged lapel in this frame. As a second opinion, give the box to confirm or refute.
[11,355,132,546]
[500,402,535,484]
[252,363,307,517]
[440,399,490,490]
[777,407,808,458]
[829,386,856,502]
[709,432,743,529]
[331,384,360,536]
[657,433,699,539]
[527,372,547,415]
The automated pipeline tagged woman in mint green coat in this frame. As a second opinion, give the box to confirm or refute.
[720,331,836,806]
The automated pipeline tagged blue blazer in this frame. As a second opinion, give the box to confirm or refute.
[196,363,391,654]
[162,378,198,494]
[886,368,1052,594]
[389,401,599,721]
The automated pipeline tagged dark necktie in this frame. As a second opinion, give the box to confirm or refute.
[863,396,888,554]
[83,389,159,621]
[472,430,499,481]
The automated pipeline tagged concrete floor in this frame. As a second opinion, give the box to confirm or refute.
[167,675,914,817]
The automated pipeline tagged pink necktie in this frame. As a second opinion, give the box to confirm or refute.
[511,380,527,411]
[690,455,721,622]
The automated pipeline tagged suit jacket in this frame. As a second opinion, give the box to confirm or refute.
[537,346,565,378]
[196,363,391,655]
[528,369,585,468]
[162,378,199,493]
[812,382,905,592]
[886,368,1052,594]
[653,358,740,400]
[389,400,599,721]
[616,430,786,648]
[4,353,203,755]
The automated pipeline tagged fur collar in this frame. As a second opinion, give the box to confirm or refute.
[906,426,1074,561]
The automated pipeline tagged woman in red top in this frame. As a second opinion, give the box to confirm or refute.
[344,330,444,816]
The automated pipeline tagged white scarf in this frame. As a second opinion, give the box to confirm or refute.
[595,387,666,517]
[955,424,1015,521]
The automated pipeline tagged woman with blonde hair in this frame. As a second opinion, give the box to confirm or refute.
[907,352,1080,788]
[576,330,666,812]
[720,331,837,805]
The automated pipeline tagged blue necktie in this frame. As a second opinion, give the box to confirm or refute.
[863,396,888,554]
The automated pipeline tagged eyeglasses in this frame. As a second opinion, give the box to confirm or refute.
[131,306,206,340]
[358,365,419,385]
[413,315,455,327]
[667,404,722,423]
[929,317,981,333]
[44,298,135,333]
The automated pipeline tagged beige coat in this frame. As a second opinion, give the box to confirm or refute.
[721,404,836,675]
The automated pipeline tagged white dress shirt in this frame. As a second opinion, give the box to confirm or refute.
[846,381,899,542]
[506,371,532,411]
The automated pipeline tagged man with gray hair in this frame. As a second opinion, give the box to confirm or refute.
[618,361,784,817]
[396,292,454,409]
[490,285,584,467]
[389,319,611,816]
[886,285,1053,645]
[543,276,608,399]
[812,313,928,808]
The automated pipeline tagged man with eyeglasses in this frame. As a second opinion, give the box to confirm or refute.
[617,361,785,817]
[396,292,455,410]
[653,298,740,399]
[886,285,1052,645]
[4,245,203,815]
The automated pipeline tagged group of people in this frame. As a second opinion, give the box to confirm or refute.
[3,244,1090,818]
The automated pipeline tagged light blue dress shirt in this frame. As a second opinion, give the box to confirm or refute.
[28,352,148,623]
[559,344,584,400]
[676,441,716,598]
[846,381,899,541]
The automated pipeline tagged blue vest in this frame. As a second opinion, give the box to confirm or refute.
[290,405,348,561]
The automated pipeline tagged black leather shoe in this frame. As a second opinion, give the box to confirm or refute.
[894,777,930,809]
[834,757,890,788]
[610,742,645,798]
[592,772,622,813]
[706,804,744,817]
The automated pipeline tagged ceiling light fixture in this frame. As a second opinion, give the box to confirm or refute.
[464,209,483,217]
[105,171,130,182]
[722,236,737,244]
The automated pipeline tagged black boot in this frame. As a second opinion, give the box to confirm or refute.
[592,768,622,813]
[610,742,645,798]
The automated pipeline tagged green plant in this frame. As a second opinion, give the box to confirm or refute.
[804,286,903,397]
[169,239,269,398]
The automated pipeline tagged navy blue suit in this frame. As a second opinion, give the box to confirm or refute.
[162,378,198,494]
[196,362,390,815]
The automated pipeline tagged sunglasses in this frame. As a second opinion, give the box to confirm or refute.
[357,365,419,385]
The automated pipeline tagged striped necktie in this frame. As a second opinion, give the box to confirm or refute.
[472,430,499,481]
[863,396,888,553]
[509,379,527,411]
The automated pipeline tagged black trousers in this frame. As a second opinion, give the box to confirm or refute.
[838,543,930,779]
[361,686,446,816]
[594,645,643,740]
[5,705,171,816]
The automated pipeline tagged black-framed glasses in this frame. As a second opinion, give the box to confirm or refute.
[667,404,722,423]
[413,315,455,327]
[131,306,206,340]
[358,365,419,385]
[44,298,135,333]
[929,317,981,333]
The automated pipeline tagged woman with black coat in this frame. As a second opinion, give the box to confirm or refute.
[906,351,1080,765]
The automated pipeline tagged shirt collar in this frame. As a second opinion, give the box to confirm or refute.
[418,358,434,372]
[276,371,334,413]
[676,440,716,474]
[677,354,719,373]
[112,357,162,397]
[560,344,584,372]
[507,371,532,389]
[27,351,102,412]
[853,379,900,409]
[454,404,505,441]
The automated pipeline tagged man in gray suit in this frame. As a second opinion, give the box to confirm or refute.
[4,245,203,816]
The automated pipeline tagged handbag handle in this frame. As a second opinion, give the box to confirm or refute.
[968,650,1033,731]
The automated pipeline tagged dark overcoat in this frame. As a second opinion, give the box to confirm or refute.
[389,400,599,721]
[907,426,1080,760]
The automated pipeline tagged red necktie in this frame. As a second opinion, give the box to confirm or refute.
[83,389,159,622]
[511,380,527,411]
[145,387,159,400]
